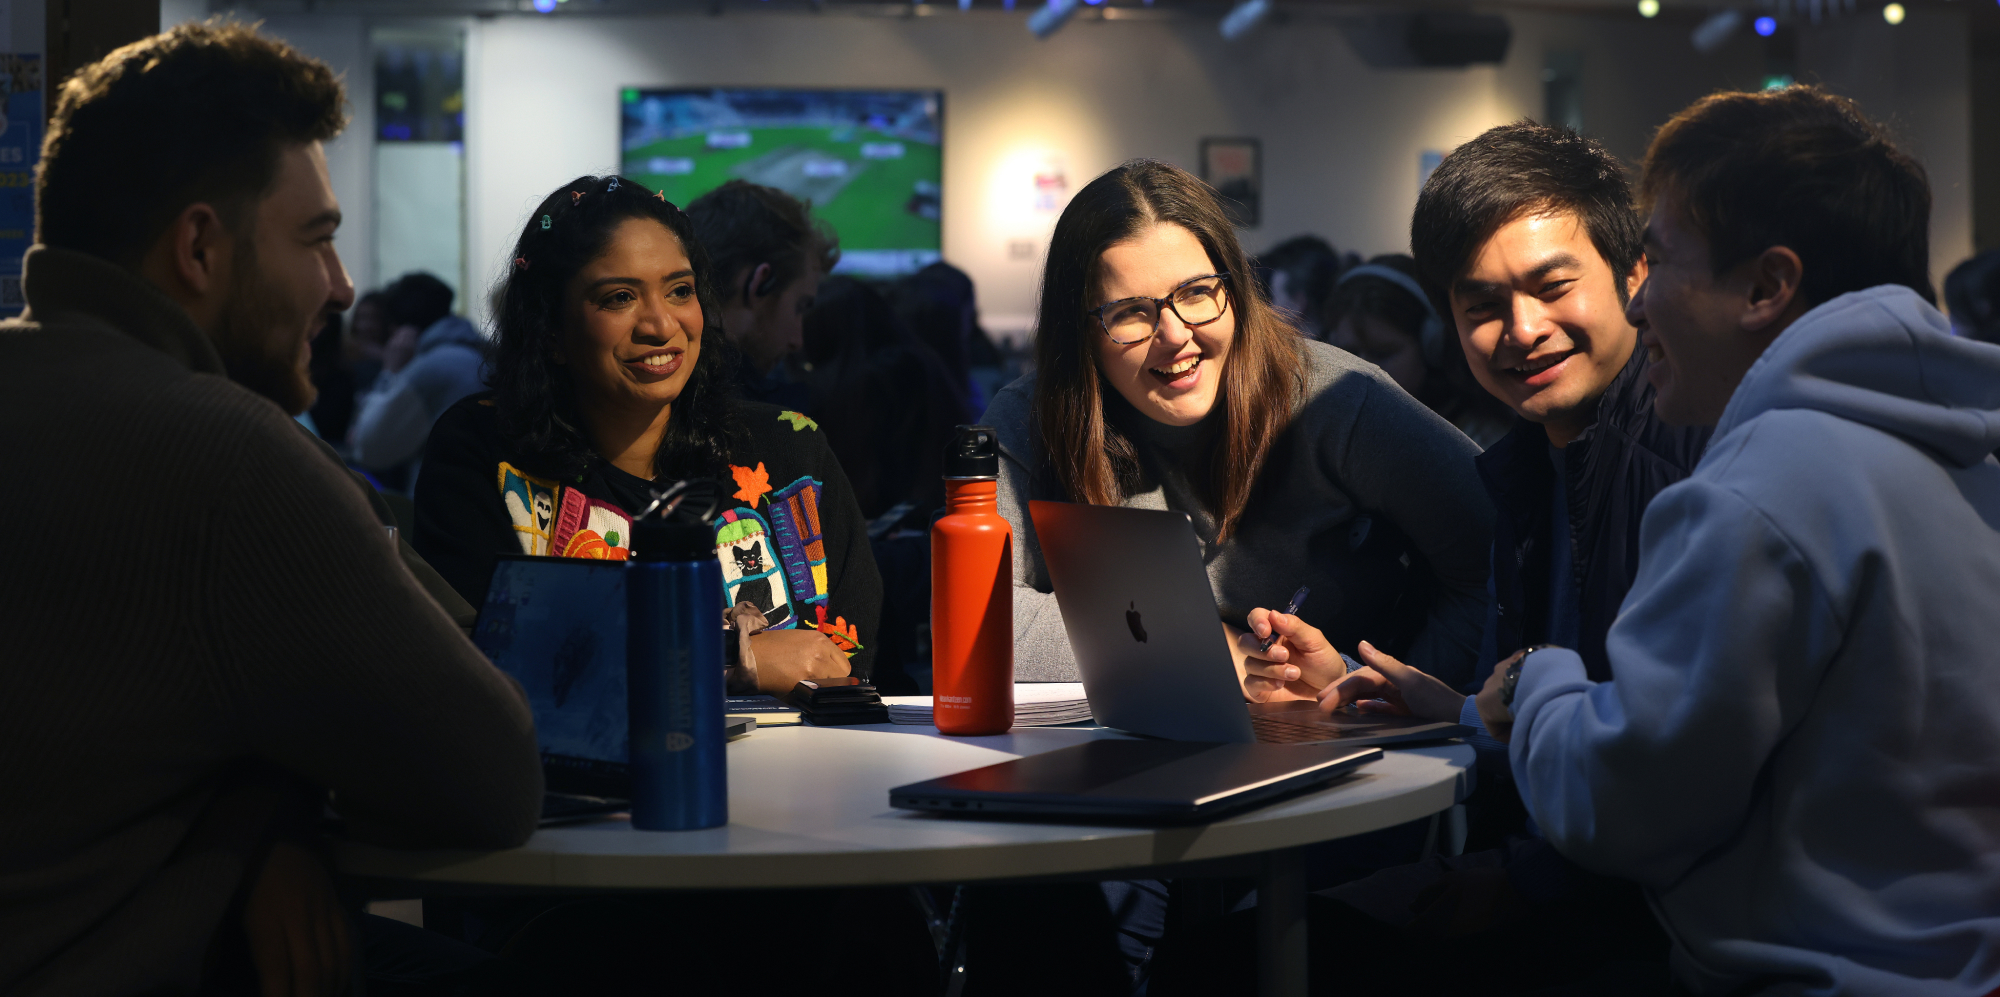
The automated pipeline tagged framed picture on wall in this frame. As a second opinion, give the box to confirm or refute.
[1199,137,1260,228]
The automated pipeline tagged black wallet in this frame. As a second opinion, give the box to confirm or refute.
[791,678,890,725]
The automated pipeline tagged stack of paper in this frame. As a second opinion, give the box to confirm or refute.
[884,682,1094,727]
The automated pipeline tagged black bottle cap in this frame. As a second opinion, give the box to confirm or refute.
[630,518,713,561]
[943,424,999,479]
[629,477,723,561]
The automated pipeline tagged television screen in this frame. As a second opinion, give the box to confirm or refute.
[620,87,942,277]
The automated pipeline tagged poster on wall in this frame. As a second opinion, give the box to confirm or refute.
[1200,137,1260,229]
[0,54,40,316]
[1033,157,1067,213]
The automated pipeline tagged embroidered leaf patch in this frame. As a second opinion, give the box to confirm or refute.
[815,605,862,655]
[730,462,772,505]
[777,410,818,432]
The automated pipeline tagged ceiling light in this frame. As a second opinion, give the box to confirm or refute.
[1882,3,1905,24]
[1028,0,1082,38]
[1638,0,1660,17]
[1754,15,1777,34]
[1691,8,1742,52]
[1220,0,1273,40]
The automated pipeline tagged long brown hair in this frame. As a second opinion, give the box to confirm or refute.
[1034,160,1303,541]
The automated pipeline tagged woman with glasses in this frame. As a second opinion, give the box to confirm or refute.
[987,160,1494,698]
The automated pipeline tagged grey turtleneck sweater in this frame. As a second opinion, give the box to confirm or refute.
[985,339,1493,686]
[0,246,542,995]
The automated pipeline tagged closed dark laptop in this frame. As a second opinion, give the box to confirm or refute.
[890,739,1382,822]
[1028,501,1472,747]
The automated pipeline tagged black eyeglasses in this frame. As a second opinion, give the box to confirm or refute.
[1087,273,1231,346]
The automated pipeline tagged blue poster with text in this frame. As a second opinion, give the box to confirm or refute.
[0,56,41,316]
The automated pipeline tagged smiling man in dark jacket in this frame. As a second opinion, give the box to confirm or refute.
[1253,123,1713,994]
[1411,122,1711,690]
[0,24,540,997]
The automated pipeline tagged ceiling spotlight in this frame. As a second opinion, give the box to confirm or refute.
[1638,0,1660,17]
[1882,3,1905,24]
[1028,0,1082,38]
[1754,15,1776,34]
[1691,8,1742,53]
[1220,0,1273,39]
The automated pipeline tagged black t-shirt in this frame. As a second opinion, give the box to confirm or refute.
[413,392,883,677]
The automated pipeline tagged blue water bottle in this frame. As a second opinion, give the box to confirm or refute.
[626,505,727,831]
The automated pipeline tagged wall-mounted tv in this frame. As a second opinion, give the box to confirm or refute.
[620,87,942,277]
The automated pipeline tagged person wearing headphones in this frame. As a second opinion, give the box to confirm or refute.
[685,180,838,410]
[1323,254,1512,448]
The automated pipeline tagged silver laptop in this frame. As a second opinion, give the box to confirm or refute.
[1029,500,1472,747]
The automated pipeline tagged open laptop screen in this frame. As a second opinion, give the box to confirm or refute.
[473,555,631,792]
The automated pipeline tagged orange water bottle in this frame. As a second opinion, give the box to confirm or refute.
[931,425,1014,735]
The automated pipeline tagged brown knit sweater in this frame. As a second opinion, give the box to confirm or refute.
[0,246,544,994]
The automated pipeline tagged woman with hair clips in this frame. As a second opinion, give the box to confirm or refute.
[413,174,880,692]
[988,160,1493,697]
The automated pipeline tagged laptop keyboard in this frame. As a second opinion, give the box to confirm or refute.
[1251,715,1346,743]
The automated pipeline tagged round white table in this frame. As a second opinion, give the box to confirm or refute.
[339,723,1474,996]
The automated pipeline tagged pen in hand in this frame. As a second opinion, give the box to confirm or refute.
[1258,586,1311,653]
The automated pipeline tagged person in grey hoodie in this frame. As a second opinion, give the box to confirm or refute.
[1320,87,2000,997]
[350,271,488,483]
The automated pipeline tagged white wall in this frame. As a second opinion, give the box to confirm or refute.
[1799,8,1974,296]
[193,12,379,295]
[215,5,1970,333]
[375,141,465,301]
[456,8,1785,337]
[477,11,1492,338]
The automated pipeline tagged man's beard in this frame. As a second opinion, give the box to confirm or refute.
[210,248,318,416]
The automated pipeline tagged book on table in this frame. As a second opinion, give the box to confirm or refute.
[728,695,803,726]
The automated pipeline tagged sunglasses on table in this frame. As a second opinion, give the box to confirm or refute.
[1087,273,1231,346]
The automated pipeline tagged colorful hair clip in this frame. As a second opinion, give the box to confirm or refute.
[571,190,583,205]
[540,215,551,230]
[654,190,666,202]
[607,177,620,192]
[513,257,530,271]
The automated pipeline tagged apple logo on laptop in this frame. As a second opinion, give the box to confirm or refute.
[1126,601,1148,643]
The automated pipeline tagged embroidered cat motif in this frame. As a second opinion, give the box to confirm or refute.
[730,544,789,625]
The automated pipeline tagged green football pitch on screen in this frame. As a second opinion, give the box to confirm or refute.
[621,89,942,276]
